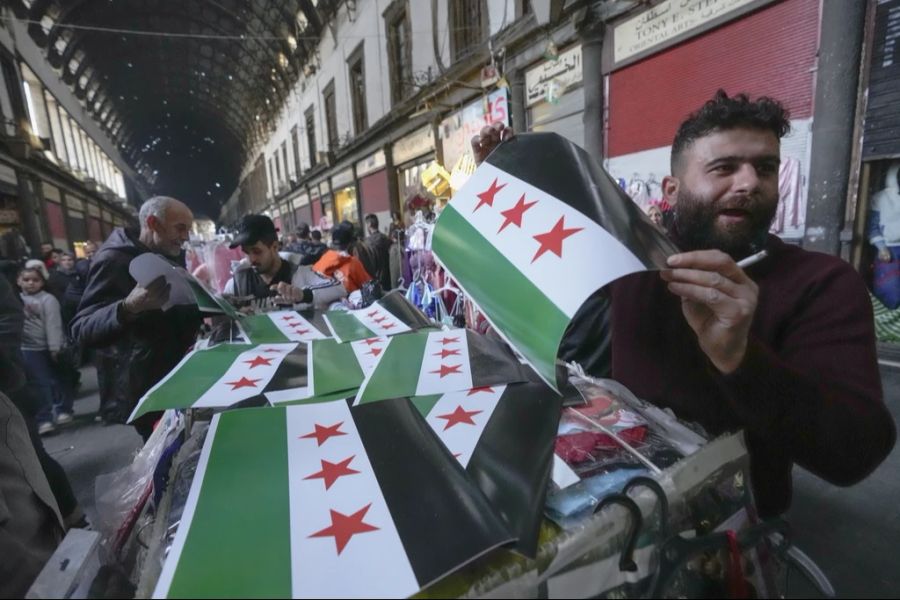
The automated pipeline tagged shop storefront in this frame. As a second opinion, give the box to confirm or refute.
[393,125,437,215]
[65,193,88,247]
[41,182,68,249]
[357,150,391,233]
[291,191,312,230]
[310,185,322,231]
[86,200,103,243]
[439,88,509,178]
[525,44,584,147]
[603,0,818,241]
[0,163,21,241]
[318,180,334,231]
[852,0,900,345]
[331,167,359,225]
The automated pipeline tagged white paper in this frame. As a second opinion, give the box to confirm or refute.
[128,253,196,311]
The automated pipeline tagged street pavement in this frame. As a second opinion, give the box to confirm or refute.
[41,365,900,598]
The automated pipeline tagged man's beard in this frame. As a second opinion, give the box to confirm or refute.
[670,187,777,259]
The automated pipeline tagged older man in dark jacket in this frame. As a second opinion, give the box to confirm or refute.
[71,196,201,440]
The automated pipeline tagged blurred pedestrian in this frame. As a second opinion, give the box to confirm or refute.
[365,213,392,290]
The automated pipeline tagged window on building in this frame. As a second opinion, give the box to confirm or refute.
[517,0,531,18]
[291,125,302,177]
[450,0,487,62]
[268,157,276,198]
[60,114,78,170]
[274,151,282,189]
[305,106,317,168]
[281,140,290,183]
[43,91,69,166]
[0,56,22,137]
[347,44,367,135]
[20,64,51,143]
[385,2,412,105]
[323,80,338,150]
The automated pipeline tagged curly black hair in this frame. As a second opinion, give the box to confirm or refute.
[670,89,790,173]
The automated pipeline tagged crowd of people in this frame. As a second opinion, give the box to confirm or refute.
[0,90,896,597]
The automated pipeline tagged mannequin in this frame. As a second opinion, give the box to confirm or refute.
[869,162,900,308]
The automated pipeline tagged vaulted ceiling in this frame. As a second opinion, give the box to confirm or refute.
[14,0,334,218]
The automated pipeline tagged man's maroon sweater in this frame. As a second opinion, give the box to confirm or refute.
[611,235,896,517]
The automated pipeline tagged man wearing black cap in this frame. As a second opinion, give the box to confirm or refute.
[224,215,295,298]
[225,214,345,307]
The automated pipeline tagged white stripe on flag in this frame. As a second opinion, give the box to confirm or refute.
[285,402,419,599]
[414,330,473,396]
[193,343,299,408]
[423,386,505,468]
[268,311,327,342]
[551,453,581,490]
[351,305,412,337]
[349,337,389,376]
[450,163,646,317]
[152,414,222,599]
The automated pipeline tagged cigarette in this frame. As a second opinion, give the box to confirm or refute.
[736,250,768,269]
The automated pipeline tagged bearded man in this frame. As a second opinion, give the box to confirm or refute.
[473,90,895,517]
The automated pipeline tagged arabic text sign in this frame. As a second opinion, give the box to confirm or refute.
[614,0,756,65]
[525,45,583,107]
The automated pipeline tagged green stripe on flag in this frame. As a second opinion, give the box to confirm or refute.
[433,205,570,386]
[325,310,377,342]
[312,338,364,394]
[135,345,254,419]
[167,409,292,598]
[276,389,356,406]
[410,395,442,418]
[239,313,290,344]
[357,333,427,404]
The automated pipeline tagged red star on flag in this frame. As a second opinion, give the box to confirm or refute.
[300,422,347,446]
[243,355,274,369]
[293,328,310,335]
[362,337,381,345]
[532,216,584,263]
[437,405,483,430]
[474,178,506,212]
[381,323,396,330]
[467,386,495,395]
[498,194,538,233]
[372,315,387,323]
[262,348,284,353]
[430,363,462,378]
[433,348,461,359]
[439,336,460,345]
[366,347,383,357]
[309,504,379,555]
[224,376,261,390]
[367,310,380,317]
[281,315,297,321]
[303,456,360,490]
[453,452,462,459]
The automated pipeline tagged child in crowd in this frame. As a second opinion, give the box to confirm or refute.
[18,266,72,434]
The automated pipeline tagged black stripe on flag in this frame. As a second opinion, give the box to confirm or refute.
[466,382,561,558]
[485,132,679,269]
[466,331,541,387]
[294,307,332,337]
[379,290,433,330]
[351,398,513,588]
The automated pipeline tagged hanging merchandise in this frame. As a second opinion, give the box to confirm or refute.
[421,162,451,197]
[322,290,433,343]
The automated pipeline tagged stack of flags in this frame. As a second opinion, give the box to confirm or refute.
[146,133,677,598]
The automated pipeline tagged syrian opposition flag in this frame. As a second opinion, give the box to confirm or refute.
[324,290,433,343]
[411,382,561,557]
[267,337,389,406]
[153,401,513,599]
[432,132,678,387]
[354,329,534,405]
[239,310,329,344]
[128,343,310,422]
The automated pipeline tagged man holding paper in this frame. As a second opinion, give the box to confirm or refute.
[470,90,894,517]
[71,196,202,440]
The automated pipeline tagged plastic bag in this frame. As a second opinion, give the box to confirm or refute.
[93,410,184,554]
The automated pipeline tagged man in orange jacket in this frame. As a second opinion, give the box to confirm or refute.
[313,221,373,293]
